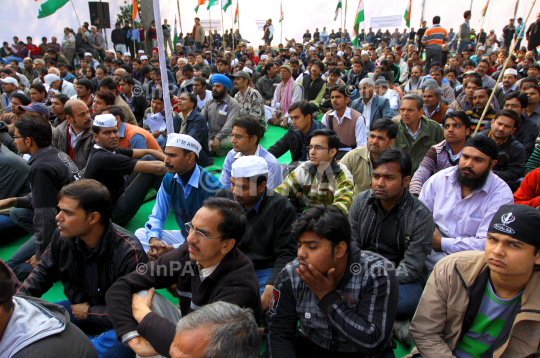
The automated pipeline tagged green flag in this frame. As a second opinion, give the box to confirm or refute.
[207,0,217,10]
[334,0,342,21]
[195,4,199,13]
[352,0,365,47]
[37,0,69,18]
[222,0,232,12]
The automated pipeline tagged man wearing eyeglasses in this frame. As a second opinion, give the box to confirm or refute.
[106,197,262,358]
[275,129,354,216]
[134,133,223,260]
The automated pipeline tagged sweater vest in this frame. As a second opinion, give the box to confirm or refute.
[327,108,362,148]
[429,102,449,124]
[118,123,163,152]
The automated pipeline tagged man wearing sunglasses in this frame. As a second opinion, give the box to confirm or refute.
[134,133,223,260]
[106,197,262,358]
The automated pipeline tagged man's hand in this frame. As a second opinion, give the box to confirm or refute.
[71,302,90,321]
[152,130,161,138]
[127,337,158,357]
[147,237,161,260]
[296,264,337,300]
[211,138,220,153]
[261,285,274,311]
[132,287,155,323]
[25,255,38,268]
[0,198,16,210]
[433,228,442,249]
[149,241,174,260]
[271,114,280,125]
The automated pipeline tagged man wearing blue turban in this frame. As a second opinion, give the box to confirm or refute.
[200,74,240,156]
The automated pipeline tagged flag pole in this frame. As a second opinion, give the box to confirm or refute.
[473,0,537,136]
[343,0,348,43]
[280,0,283,45]
[231,2,235,51]
[340,1,343,45]
[176,0,183,34]
[220,0,225,47]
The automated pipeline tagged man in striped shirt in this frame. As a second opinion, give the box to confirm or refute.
[422,16,448,75]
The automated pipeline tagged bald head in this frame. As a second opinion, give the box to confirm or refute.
[64,99,91,131]
[114,68,128,76]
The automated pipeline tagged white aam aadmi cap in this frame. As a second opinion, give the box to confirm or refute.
[140,55,149,60]
[93,114,118,128]
[166,133,201,157]
[231,156,268,178]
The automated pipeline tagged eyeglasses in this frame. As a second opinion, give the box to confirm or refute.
[232,134,251,140]
[185,222,224,242]
[12,135,24,139]
[306,145,329,151]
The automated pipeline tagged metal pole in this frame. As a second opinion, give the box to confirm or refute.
[475,14,487,57]
[220,0,225,47]
[473,0,537,136]
[176,0,183,34]
[70,0,82,29]
[231,3,235,50]
[470,0,473,11]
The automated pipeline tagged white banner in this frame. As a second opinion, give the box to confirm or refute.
[370,15,403,29]
[255,20,267,31]
[200,20,222,31]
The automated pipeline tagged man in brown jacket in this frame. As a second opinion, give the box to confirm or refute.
[407,204,540,358]
[193,17,205,51]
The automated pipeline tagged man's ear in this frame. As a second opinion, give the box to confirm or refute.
[221,238,235,255]
[329,147,338,159]
[334,241,347,259]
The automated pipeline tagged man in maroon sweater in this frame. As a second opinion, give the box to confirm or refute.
[106,197,262,357]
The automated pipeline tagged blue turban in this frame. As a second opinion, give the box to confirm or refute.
[211,74,232,91]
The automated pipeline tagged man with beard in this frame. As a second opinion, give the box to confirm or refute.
[494,69,518,108]
[52,99,94,171]
[419,135,514,269]
[479,109,525,192]
[402,66,425,93]
[201,74,240,156]
[466,87,498,132]
[134,134,223,257]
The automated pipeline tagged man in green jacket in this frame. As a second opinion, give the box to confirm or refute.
[393,93,444,174]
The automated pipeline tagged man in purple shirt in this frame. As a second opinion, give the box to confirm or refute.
[419,135,514,269]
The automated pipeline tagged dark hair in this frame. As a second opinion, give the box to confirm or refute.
[101,105,125,122]
[58,179,112,224]
[370,118,398,139]
[183,64,194,73]
[56,62,67,69]
[12,93,31,106]
[46,60,56,67]
[464,10,471,18]
[465,77,483,88]
[309,129,340,151]
[217,58,229,67]
[373,148,412,179]
[312,60,325,72]
[141,65,152,76]
[462,60,476,68]
[290,205,351,251]
[132,58,142,65]
[330,85,349,98]
[52,93,69,105]
[202,197,246,248]
[76,78,93,92]
[525,84,540,95]
[30,83,47,95]
[375,72,390,82]
[445,67,457,76]
[474,86,492,97]
[0,262,14,310]
[288,100,313,118]
[39,68,48,75]
[233,116,262,145]
[0,68,13,76]
[430,66,443,76]
[182,92,197,108]
[478,58,490,67]
[442,111,471,128]
[95,90,116,106]
[193,76,207,87]
[505,91,528,108]
[99,77,117,92]
[119,76,135,86]
[521,76,539,85]
[433,16,441,24]
[264,61,275,72]
[14,114,53,148]
[494,109,521,127]
[328,67,341,76]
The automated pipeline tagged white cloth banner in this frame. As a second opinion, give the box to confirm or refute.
[255,20,267,31]
[370,15,404,29]
[200,20,222,32]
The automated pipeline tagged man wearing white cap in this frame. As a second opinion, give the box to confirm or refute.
[44,73,76,98]
[216,155,296,308]
[83,114,168,226]
[494,68,518,108]
[0,77,22,114]
[134,133,223,258]
[220,116,282,189]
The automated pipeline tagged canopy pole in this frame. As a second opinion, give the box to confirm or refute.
[176,0,183,34]
[473,0,537,136]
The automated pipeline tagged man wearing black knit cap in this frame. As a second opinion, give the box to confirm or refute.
[419,135,514,269]
[407,204,540,358]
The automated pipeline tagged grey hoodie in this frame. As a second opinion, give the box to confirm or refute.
[0,296,98,358]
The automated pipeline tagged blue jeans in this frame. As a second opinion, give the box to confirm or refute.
[397,280,424,318]
[195,41,201,50]
[7,207,37,281]
[255,268,274,295]
[55,300,133,358]
[0,214,17,231]
[457,41,470,54]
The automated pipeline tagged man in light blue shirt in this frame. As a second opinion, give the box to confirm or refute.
[134,134,223,260]
[220,116,283,190]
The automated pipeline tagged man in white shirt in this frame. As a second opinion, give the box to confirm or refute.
[193,76,212,111]
[375,78,400,115]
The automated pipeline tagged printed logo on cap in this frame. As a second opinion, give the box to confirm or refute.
[493,212,516,234]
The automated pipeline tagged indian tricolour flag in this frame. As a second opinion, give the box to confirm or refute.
[37,0,69,19]
[234,1,239,24]
[195,0,205,13]
[479,0,490,21]
[404,0,411,28]
[334,0,342,21]
[132,0,140,25]
[352,0,365,47]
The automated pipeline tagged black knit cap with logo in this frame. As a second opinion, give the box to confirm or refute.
[488,204,540,249]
